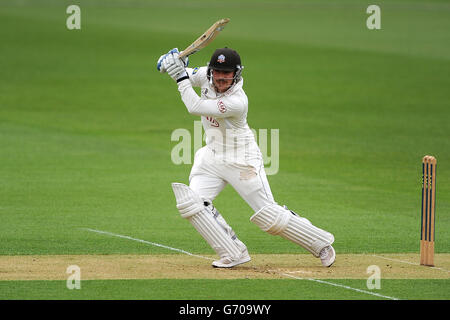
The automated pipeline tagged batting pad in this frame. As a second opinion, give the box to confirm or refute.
[206,201,248,253]
[171,183,242,259]
[250,203,334,257]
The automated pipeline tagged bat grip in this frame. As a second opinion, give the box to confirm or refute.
[179,51,187,59]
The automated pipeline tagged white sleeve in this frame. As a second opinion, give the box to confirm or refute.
[177,79,245,118]
[185,67,207,88]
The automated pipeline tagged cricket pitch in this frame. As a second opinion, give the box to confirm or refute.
[0,254,448,280]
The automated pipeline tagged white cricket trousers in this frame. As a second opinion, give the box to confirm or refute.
[189,146,275,212]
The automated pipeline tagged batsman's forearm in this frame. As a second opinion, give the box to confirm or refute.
[177,79,213,116]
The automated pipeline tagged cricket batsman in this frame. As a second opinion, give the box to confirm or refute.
[157,47,336,268]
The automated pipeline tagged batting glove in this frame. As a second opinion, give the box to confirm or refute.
[164,52,189,82]
[157,48,188,73]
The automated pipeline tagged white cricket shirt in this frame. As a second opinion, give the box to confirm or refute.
[177,67,262,166]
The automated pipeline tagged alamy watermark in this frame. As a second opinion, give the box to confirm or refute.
[366,5,381,30]
[171,121,279,175]
[366,265,381,289]
[66,265,81,289]
[66,5,81,30]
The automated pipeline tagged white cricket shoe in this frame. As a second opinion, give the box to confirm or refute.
[212,250,251,268]
[320,245,336,267]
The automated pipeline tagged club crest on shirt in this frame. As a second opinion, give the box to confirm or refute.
[217,100,227,113]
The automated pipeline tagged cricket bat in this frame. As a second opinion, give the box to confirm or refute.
[179,18,230,59]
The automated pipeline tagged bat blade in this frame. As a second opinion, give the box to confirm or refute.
[179,18,230,59]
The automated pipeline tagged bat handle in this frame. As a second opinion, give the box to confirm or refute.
[179,51,188,59]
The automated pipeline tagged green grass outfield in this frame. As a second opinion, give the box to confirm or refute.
[1,279,448,300]
[0,0,449,301]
